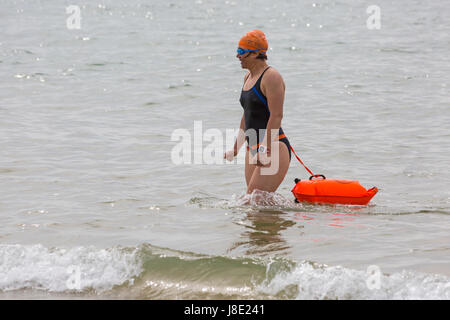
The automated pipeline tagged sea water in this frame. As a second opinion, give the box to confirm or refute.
[0,0,449,299]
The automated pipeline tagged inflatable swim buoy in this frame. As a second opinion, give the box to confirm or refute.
[292,175,378,205]
[287,146,378,205]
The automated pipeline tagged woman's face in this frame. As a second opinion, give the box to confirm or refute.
[236,51,256,69]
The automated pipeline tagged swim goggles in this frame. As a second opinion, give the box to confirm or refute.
[237,47,265,55]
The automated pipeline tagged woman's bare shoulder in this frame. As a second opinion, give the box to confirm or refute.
[263,67,285,90]
[265,67,283,81]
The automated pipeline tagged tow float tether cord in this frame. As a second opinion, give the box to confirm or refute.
[290,145,322,179]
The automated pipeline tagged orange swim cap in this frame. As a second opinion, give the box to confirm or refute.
[238,30,268,55]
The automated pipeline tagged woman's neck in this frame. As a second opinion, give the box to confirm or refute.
[248,61,269,77]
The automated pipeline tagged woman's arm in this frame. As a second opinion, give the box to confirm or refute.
[233,114,246,155]
[261,69,285,154]
[225,72,250,161]
[225,114,246,161]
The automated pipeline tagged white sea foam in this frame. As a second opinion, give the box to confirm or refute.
[0,244,142,292]
[230,190,295,208]
[258,261,450,300]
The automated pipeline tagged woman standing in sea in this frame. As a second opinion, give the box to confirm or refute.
[225,30,291,195]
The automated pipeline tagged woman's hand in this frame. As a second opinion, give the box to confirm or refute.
[224,150,236,162]
[251,147,271,167]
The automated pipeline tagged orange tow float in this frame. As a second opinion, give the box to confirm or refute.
[289,147,378,205]
[292,176,378,205]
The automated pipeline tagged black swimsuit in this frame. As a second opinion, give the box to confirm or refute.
[239,66,292,160]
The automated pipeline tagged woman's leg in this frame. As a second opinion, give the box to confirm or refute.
[246,141,290,193]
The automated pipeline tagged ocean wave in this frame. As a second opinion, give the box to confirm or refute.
[258,262,450,300]
[0,243,449,299]
[0,244,141,293]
